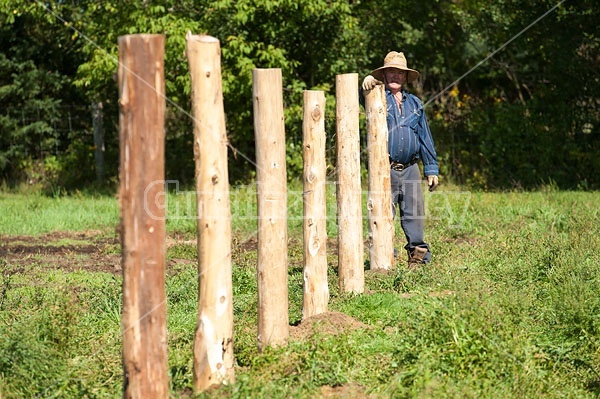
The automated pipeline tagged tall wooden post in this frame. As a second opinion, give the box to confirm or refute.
[252,68,289,350]
[186,33,235,392]
[364,85,394,270]
[118,34,168,399]
[335,73,364,292]
[302,90,328,319]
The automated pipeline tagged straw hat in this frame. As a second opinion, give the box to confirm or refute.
[370,51,420,83]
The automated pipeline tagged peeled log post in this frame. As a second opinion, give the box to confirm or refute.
[335,73,364,293]
[302,90,328,319]
[118,34,168,399]
[186,33,234,392]
[252,68,289,350]
[364,85,394,270]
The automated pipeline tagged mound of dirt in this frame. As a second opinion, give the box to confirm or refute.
[289,311,369,341]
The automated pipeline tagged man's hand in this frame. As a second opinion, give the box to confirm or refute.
[361,75,381,91]
[427,175,439,192]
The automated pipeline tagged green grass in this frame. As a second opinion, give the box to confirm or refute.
[0,191,119,235]
[0,181,343,237]
[0,186,599,398]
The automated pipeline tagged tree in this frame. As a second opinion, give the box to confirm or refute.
[0,1,90,189]
[1,0,597,189]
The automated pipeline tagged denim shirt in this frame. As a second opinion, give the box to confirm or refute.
[386,89,439,177]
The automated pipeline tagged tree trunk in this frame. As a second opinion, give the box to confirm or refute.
[252,68,289,350]
[118,34,168,399]
[335,73,365,293]
[364,85,394,271]
[186,33,235,393]
[92,101,105,183]
[302,90,328,319]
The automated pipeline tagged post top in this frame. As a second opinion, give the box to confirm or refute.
[186,31,219,43]
[117,34,165,44]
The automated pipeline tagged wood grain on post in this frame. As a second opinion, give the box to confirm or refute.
[186,33,234,392]
[302,90,329,319]
[364,85,394,270]
[252,68,289,350]
[118,34,168,399]
[335,73,365,293]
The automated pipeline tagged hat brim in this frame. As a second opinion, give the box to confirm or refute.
[371,65,420,83]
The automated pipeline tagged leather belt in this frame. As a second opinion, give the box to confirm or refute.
[389,158,417,171]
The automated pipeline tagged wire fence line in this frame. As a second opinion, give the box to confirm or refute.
[4,104,92,133]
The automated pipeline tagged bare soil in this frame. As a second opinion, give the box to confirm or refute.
[1,230,121,274]
[0,230,196,275]
[290,311,370,341]
[318,383,378,399]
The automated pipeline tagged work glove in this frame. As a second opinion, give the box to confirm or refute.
[361,75,381,91]
[427,175,439,192]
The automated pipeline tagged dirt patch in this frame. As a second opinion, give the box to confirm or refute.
[165,233,198,248]
[2,243,98,256]
[319,383,377,399]
[365,268,396,277]
[428,289,456,298]
[441,235,477,245]
[1,231,122,274]
[0,231,198,275]
[233,234,258,253]
[289,311,369,341]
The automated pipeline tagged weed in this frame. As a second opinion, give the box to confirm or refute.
[0,190,599,398]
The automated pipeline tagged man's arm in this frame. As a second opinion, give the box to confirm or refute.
[417,106,439,191]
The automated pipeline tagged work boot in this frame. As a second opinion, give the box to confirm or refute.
[408,247,428,268]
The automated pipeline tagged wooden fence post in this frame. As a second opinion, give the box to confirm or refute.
[118,34,168,399]
[302,90,328,319]
[335,73,365,292]
[186,33,235,392]
[252,68,289,350]
[364,85,394,270]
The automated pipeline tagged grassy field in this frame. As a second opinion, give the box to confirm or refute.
[0,185,599,398]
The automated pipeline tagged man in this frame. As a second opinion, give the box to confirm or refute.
[361,51,439,267]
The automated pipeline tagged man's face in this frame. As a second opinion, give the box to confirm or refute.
[383,68,407,91]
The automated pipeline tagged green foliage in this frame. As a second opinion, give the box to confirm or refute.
[0,1,91,189]
[193,0,368,183]
[1,0,598,189]
[425,0,600,189]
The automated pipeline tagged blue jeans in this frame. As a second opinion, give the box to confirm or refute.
[390,163,431,262]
